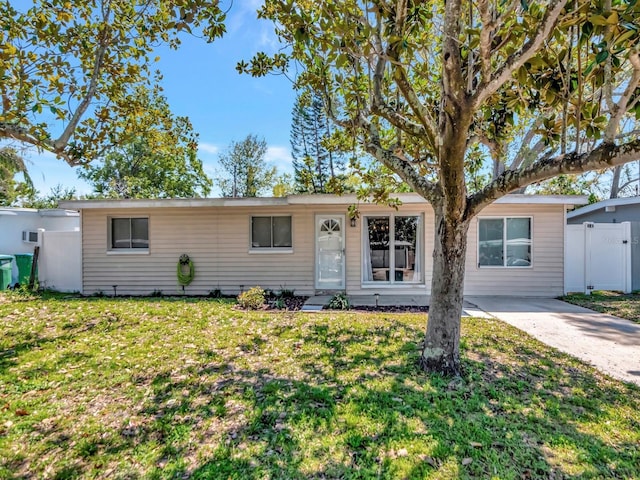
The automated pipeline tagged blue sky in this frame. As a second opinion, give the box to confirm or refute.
[26,0,297,197]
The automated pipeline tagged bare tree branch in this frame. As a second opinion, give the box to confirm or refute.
[467,138,640,216]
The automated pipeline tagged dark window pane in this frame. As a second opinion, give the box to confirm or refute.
[273,216,292,247]
[131,218,149,249]
[252,217,272,247]
[112,218,131,249]
[479,219,504,266]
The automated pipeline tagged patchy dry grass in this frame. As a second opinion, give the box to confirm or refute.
[562,291,640,324]
[1,292,639,479]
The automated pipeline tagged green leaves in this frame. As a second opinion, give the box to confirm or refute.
[0,0,226,165]
[77,87,212,199]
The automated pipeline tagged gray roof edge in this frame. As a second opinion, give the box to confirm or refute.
[566,196,640,219]
[59,193,589,210]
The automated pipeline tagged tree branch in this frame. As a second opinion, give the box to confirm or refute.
[53,10,112,157]
[471,0,569,109]
[604,50,640,142]
[0,122,76,164]
[370,21,432,140]
[362,115,439,202]
[466,138,640,216]
[477,0,492,84]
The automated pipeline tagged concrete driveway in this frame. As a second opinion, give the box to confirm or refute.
[464,296,640,386]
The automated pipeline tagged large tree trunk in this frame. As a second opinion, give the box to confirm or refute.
[421,207,471,376]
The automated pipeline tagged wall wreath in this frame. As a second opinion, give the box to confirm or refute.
[177,254,195,286]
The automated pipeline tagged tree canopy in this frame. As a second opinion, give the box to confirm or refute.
[0,0,225,165]
[242,0,640,374]
[77,88,212,199]
[217,134,277,197]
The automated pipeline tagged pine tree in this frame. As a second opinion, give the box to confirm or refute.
[290,92,345,193]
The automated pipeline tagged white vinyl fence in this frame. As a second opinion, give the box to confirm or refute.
[565,222,632,294]
[38,229,81,292]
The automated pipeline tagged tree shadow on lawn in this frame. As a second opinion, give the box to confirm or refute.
[2,312,639,479]
[98,318,640,479]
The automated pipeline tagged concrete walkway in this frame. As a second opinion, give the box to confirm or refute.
[466,296,640,386]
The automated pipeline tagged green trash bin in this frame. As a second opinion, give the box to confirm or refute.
[14,253,36,286]
[0,255,13,291]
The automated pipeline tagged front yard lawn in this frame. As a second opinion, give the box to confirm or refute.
[562,291,640,324]
[1,292,639,479]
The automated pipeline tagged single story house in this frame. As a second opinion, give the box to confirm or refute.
[567,197,640,292]
[59,194,587,298]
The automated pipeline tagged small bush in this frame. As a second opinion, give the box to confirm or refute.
[208,289,223,298]
[237,286,266,310]
[328,292,350,310]
[278,287,296,298]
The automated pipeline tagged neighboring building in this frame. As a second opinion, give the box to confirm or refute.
[0,208,81,291]
[567,197,640,292]
[60,194,587,298]
[0,207,79,254]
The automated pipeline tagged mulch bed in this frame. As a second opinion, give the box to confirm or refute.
[265,296,429,313]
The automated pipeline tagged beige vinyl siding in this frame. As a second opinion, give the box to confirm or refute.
[464,204,565,296]
[83,205,349,296]
[80,201,566,297]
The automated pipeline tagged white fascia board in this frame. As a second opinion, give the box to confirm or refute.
[567,196,640,219]
[286,193,429,204]
[0,207,39,215]
[494,194,589,205]
[38,209,80,217]
[60,193,589,210]
[59,197,289,209]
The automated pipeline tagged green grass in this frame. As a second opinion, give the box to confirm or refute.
[1,292,639,479]
[562,291,640,324]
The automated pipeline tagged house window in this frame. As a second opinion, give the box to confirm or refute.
[111,218,149,250]
[478,217,532,267]
[363,215,422,283]
[251,216,292,249]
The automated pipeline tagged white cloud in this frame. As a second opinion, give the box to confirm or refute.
[265,145,293,172]
[257,24,280,51]
[198,142,220,155]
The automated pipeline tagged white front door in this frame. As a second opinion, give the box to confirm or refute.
[316,215,345,290]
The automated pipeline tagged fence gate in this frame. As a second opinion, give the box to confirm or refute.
[565,222,631,294]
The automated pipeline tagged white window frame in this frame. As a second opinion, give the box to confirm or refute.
[362,213,424,286]
[477,216,533,268]
[107,216,150,255]
[249,215,293,253]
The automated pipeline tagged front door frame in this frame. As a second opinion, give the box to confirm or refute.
[315,214,346,291]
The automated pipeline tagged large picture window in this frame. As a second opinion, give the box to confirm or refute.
[111,218,149,250]
[478,217,531,267]
[363,215,422,283]
[251,216,292,249]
